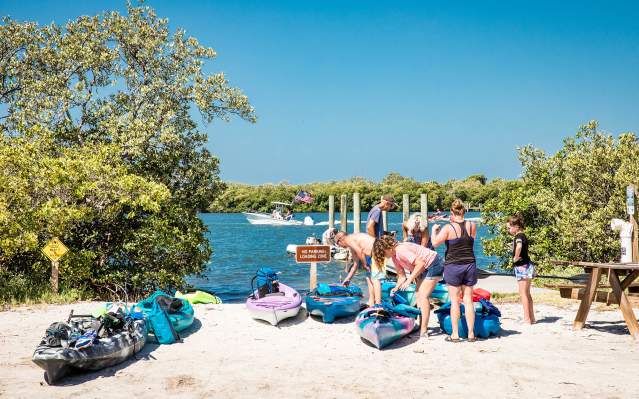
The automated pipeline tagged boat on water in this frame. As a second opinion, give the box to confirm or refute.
[243,202,314,226]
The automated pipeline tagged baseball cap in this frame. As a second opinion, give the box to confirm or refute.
[382,194,397,208]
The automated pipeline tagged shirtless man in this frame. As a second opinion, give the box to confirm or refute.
[334,231,384,306]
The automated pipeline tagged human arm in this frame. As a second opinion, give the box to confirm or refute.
[398,258,428,290]
[513,237,523,263]
[367,219,376,237]
[343,250,359,285]
[343,245,368,284]
[402,222,409,242]
[420,227,430,247]
[430,224,448,248]
[391,266,407,295]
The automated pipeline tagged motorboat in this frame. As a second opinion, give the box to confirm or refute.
[243,202,314,226]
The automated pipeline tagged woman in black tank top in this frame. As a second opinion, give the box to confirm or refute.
[444,221,476,265]
[430,199,478,342]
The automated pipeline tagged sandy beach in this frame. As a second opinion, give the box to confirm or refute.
[1,281,638,399]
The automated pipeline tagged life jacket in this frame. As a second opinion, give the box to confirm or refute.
[252,267,279,298]
[315,283,363,297]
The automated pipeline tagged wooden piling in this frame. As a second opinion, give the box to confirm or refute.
[328,195,335,230]
[402,194,410,222]
[340,194,347,233]
[353,193,361,233]
[421,193,428,239]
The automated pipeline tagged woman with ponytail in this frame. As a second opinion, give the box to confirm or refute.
[373,235,444,339]
[431,198,478,342]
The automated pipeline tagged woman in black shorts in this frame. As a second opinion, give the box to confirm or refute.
[431,199,478,342]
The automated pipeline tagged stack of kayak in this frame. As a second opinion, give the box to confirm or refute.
[435,288,502,338]
[32,304,147,385]
[355,296,420,349]
[246,267,302,326]
[306,283,363,323]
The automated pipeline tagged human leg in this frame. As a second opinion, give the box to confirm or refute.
[462,284,475,340]
[518,279,534,324]
[372,277,382,305]
[365,276,374,307]
[417,278,437,335]
[447,284,461,339]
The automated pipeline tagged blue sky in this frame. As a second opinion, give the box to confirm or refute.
[3,1,639,184]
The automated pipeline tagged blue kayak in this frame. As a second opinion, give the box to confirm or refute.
[381,279,449,306]
[135,290,195,333]
[306,283,363,323]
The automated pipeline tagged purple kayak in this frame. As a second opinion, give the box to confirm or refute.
[356,306,417,349]
[246,282,302,326]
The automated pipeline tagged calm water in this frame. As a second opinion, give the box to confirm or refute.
[189,212,496,303]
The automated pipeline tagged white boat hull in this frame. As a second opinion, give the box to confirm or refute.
[247,305,301,326]
[243,212,303,226]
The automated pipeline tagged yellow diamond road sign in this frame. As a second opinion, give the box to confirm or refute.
[42,237,69,262]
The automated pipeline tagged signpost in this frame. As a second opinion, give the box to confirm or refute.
[295,245,331,290]
[42,237,69,293]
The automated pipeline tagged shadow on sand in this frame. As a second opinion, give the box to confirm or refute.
[584,320,631,336]
[535,316,561,324]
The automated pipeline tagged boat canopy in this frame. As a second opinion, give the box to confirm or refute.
[271,201,293,206]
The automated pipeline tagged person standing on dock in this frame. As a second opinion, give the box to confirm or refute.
[335,232,383,306]
[431,199,478,342]
[367,194,397,238]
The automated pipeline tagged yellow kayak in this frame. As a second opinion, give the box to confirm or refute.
[175,289,222,305]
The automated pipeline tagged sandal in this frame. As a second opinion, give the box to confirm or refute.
[467,337,477,343]
[445,336,461,343]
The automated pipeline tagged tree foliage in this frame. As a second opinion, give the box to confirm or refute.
[209,174,511,213]
[482,121,639,274]
[0,3,255,301]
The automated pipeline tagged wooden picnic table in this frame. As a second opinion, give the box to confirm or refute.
[551,260,639,339]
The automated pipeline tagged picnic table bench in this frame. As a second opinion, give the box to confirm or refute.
[551,260,639,339]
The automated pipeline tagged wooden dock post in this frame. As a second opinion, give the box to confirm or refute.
[310,263,317,291]
[421,193,428,238]
[381,195,388,232]
[340,194,348,232]
[402,194,410,222]
[328,195,335,230]
[353,193,361,233]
